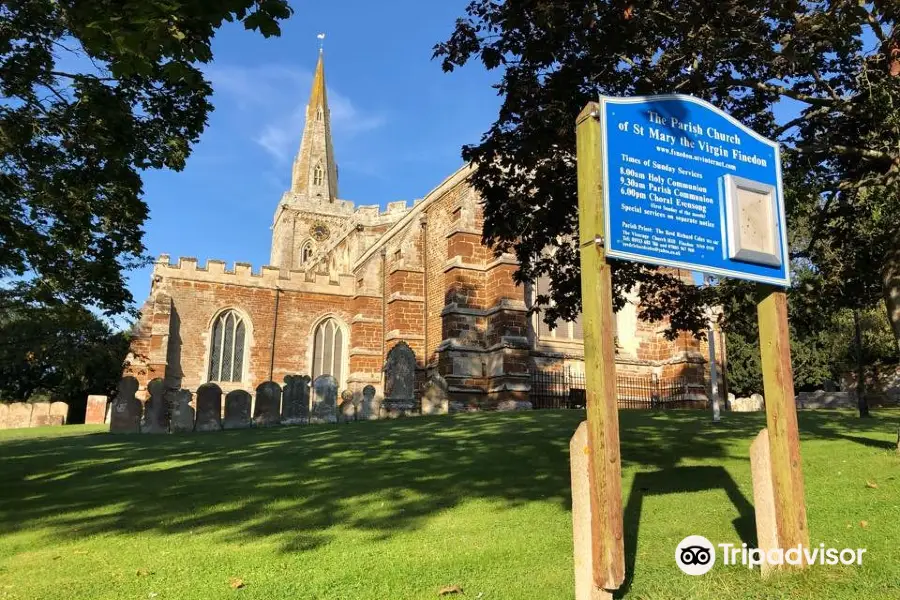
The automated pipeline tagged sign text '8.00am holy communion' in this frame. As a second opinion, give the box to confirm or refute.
[599,94,790,286]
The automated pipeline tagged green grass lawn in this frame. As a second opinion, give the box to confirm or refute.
[0,410,897,600]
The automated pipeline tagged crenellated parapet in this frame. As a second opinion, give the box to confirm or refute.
[153,255,355,294]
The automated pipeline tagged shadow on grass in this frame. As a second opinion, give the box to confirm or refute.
[0,409,894,564]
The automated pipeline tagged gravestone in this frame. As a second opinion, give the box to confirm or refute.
[361,385,378,420]
[421,374,449,415]
[382,341,417,417]
[195,383,223,432]
[311,375,338,423]
[85,395,107,424]
[339,389,355,422]
[110,376,142,433]
[49,402,68,425]
[169,389,195,433]
[0,404,8,429]
[253,381,282,427]
[7,403,32,429]
[141,378,168,434]
[282,375,311,425]
[224,390,252,429]
[30,402,52,426]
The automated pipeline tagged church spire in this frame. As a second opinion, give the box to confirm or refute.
[290,48,338,202]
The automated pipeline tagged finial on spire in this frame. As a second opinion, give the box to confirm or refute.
[317,32,325,53]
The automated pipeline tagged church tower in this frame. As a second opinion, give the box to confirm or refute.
[270,49,351,270]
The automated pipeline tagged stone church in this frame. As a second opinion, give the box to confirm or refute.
[125,51,713,410]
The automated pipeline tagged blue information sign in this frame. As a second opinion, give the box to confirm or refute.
[600,94,790,286]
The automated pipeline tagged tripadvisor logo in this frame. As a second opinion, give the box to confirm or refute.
[675,535,716,575]
[675,536,867,574]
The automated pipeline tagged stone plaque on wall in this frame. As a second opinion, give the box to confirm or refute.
[110,376,142,433]
[253,381,282,427]
[195,383,223,432]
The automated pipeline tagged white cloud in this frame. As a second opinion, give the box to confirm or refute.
[205,64,386,163]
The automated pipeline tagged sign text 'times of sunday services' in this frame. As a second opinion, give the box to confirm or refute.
[600,95,790,286]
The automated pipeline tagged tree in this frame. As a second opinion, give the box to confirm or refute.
[434,1,900,342]
[1,0,292,315]
[0,289,131,421]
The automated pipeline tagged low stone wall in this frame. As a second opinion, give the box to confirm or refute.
[795,391,857,409]
[0,402,68,429]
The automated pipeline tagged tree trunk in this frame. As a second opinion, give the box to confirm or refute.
[853,310,871,418]
[882,236,900,355]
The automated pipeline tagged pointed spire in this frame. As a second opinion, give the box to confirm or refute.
[289,46,338,202]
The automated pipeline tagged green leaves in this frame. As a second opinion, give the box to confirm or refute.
[1,0,292,315]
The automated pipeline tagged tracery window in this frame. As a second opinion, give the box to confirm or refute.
[534,276,583,341]
[208,310,247,382]
[301,241,314,264]
[311,318,345,386]
[313,163,324,186]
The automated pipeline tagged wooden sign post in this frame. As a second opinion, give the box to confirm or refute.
[571,97,809,595]
[574,103,625,596]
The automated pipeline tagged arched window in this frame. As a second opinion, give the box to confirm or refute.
[534,276,583,341]
[301,241,314,264]
[208,310,247,382]
[313,163,324,186]
[316,107,324,122]
[311,318,345,386]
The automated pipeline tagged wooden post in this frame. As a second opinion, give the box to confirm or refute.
[756,287,809,557]
[575,102,625,589]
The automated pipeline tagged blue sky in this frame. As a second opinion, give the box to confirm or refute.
[129,0,499,305]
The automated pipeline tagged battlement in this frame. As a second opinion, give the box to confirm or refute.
[154,255,356,295]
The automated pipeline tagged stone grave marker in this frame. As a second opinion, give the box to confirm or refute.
[195,383,223,432]
[30,402,52,426]
[85,395,108,425]
[361,385,378,420]
[224,390,252,429]
[421,373,449,415]
[339,389,355,422]
[282,375,311,425]
[49,402,69,425]
[311,375,338,423]
[383,341,417,416]
[141,378,168,434]
[169,389,195,433]
[110,376,142,433]
[0,403,8,429]
[7,403,32,429]
[253,381,282,427]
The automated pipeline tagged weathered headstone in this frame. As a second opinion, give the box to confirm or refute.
[253,381,282,427]
[29,402,52,426]
[141,378,168,434]
[497,399,533,411]
[195,383,223,432]
[224,390,252,430]
[49,402,68,425]
[382,341,417,417]
[0,404,8,429]
[7,403,32,429]
[282,375,311,425]
[110,376,142,433]
[169,389,195,433]
[339,389,355,422]
[421,373,449,415]
[85,395,108,425]
[361,385,378,420]
[311,375,338,423]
